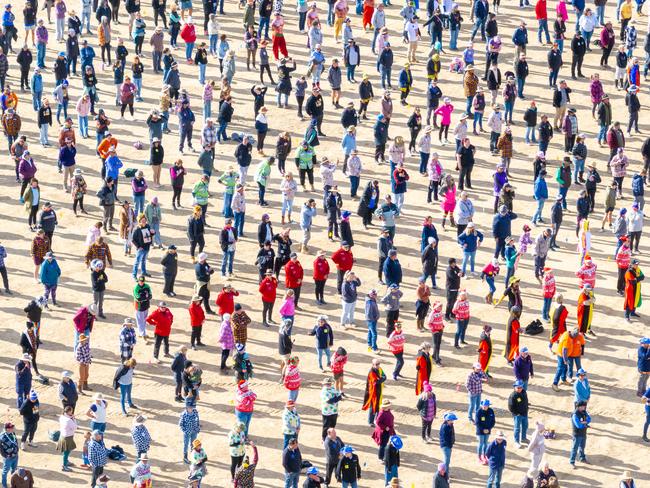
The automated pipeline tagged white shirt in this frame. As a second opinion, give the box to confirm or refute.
[405,22,420,42]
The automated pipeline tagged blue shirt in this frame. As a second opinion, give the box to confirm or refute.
[88,438,108,467]
[179,410,201,435]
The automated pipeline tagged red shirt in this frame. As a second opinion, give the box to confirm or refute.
[188,302,205,327]
[146,307,174,337]
[258,276,278,303]
[180,23,197,43]
[313,257,331,281]
[331,248,354,271]
[535,0,547,20]
[215,289,239,315]
[285,260,304,288]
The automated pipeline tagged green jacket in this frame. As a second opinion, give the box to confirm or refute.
[294,146,315,170]
[192,181,210,205]
[255,160,272,186]
[218,171,238,194]
[144,203,162,224]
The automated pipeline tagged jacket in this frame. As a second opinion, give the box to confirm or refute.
[492,212,518,239]
[146,307,173,337]
[383,258,402,286]
[439,422,455,448]
[508,390,529,416]
[309,323,334,349]
[486,439,507,469]
[39,259,61,286]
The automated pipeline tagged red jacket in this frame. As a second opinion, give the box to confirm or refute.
[285,260,304,288]
[146,307,174,337]
[331,248,354,271]
[180,23,197,43]
[259,276,278,303]
[535,0,547,20]
[188,302,205,327]
[215,289,239,315]
[313,257,331,281]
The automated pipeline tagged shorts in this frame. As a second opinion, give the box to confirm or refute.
[614,67,626,79]
[181,0,192,8]
[333,372,344,380]
[24,24,36,31]
[33,257,44,266]
[605,206,615,213]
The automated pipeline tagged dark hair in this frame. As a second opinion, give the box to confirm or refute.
[336,347,347,356]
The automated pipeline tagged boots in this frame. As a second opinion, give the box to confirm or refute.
[579,171,585,183]
[301,244,309,254]
[442,216,446,229]
[485,292,493,304]
[416,318,425,331]
[450,215,457,227]
[281,216,286,224]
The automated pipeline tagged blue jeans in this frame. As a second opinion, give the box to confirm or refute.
[504,266,514,287]
[517,78,525,98]
[209,34,218,54]
[549,68,559,87]
[455,319,469,346]
[346,65,356,81]
[349,175,360,196]
[487,466,503,487]
[597,123,607,143]
[183,431,197,459]
[90,421,106,433]
[150,221,161,246]
[233,211,245,235]
[203,100,211,120]
[217,121,228,141]
[384,465,398,485]
[559,186,568,209]
[450,28,459,49]
[486,276,496,294]
[199,63,207,84]
[473,112,484,131]
[56,101,69,124]
[538,19,550,43]
[569,435,587,463]
[504,100,514,122]
[380,67,391,88]
[557,39,564,53]
[567,356,582,379]
[596,4,605,24]
[471,17,486,40]
[477,433,489,456]
[133,194,145,214]
[532,198,545,223]
[221,249,235,275]
[222,192,234,217]
[572,158,585,182]
[553,356,568,385]
[574,9,583,32]
[185,41,195,60]
[461,251,476,274]
[441,446,452,473]
[466,96,474,115]
[542,297,552,320]
[2,456,18,487]
[36,43,46,68]
[236,410,253,436]
[525,126,537,143]
[372,28,380,52]
[342,482,358,488]
[284,472,299,488]
[367,320,378,350]
[513,414,529,443]
[468,393,481,421]
[258,16,270,38]
[81,9,91,32]
[132,248,149,277]
[317,347,331,370]
[32,91,42,111]
[581,29,593,48]
[152,50,162,71]
[78,115,89,137]
[119,383,133,414]
[134,77,143,100]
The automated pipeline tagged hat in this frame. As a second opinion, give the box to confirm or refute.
[520,346,529,354]
[388,249,398,256]
[62,371,73,378]
[198,252,208,261]
[29,390,38,401]
[641,337,650,345]
[495,431,507,440]
[306,467,319,475]
[286,400,295,408]
[3,422,14,429]
[78,334,89,342]
[192,439,202,448]
[621,471,633,481]
[21,353,31,362]
[443,413,458,421]
[577,368,587,375]
[74,167,83,175]
[123,317,135,325]
[473,362,482,370]
[235,343,245,352]
[342,445,354,453]
[460,113,468,120]
[466,64,474,70]
[513,379,524,388]
[289,252,298,258]
[423,381,433,392]
[135,414,147,424]
[341,241,350,247]
[480,399,491,407]
[568,107,576,113]
[381,399,392,407]
[556,194,564,200]
[389,435,403,449]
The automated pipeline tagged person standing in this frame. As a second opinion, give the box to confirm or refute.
[637,337,650,398]
[485,432,507,488]
[569,401,591,467]
[146,302,173,362]
[508,380,529,448]
[179,405,200,464]
[282,438,302,488]
[88,430,108,487]
[0,422,19,487]
[439,413,457,476]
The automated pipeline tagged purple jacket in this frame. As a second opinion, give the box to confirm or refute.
[218,319,235,350]
[513,355,534,381]
[36,25,49,44]
[589,80,603,104]
[18,157,37,180]
[493,171,508,197]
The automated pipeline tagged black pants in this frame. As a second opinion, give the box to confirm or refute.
[0,266,8,290]
[445,290,458,320]
[534,255,546,279]
[274,257,289,278]
[321,413,338,441]
[421,418,433,439]
[571,55,584,77]
[628,111,639,133]
[21,418,38,442]
[315,280,326,301]
[565,134,576,153]
[45,231,54,250]
[438,124,450,141]
[101,44,112,64]
[296,95,304,116]
[20,68,29,89]
[362,207,374,226]
[459,165,473,189]
[378,257,386,280]
[163,272,176,294]
[121,102,134,116]
[189,236,205,258]
[197,283,212,313]
[257,131,266,151]
[386,310,399,337]
[134,35,144,55]
[191,325,202,346]
[299,168,314,186]
[91,466,104,487]
[173,186,183,206]
[230,455,244,480]
[409,128,420,152]
[600,45,613,65]
[629,230,641,252]
[375,142,386,162]
[325,461,337,485]
[336,269,345,294]
[154,8,167,28]
[28,205,38,227]
[550,222,560,248]
[392,351,404,377]
[617,266,627,293]
[262,300,274,324]
[587,188,596,212]
[73,196,85,213]
[428,180,440,202]
[260,64,275,84]
[220,348,231,369]
[153,334,169,358]
[432,331,442,362]
[290,286,301,307]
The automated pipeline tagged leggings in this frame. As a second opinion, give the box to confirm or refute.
[421,418,433,439]
[134,36,144,55]
[230,455,244,480]
[260,64,275,84]
[172,186,182,206]
[121,102,134,116]
[220,348,231,369]
[29,205,39,227]
[73,196,85,213]
[409,128,420,152]
[439,124,449,140]
[101,44,112,64]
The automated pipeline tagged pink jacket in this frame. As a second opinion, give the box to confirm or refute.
[452,298,470,320]
[427,159,443,182]
[434,104,454,126]
[556,0,568,21]
[441,184,457,213]
[76,97,91,117]
[279,297,295,317]
[235,384,257,412]
[219,319,235,350]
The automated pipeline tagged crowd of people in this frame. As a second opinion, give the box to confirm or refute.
[0,0,649,485]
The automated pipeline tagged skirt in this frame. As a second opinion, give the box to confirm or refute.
[57,435,77,452]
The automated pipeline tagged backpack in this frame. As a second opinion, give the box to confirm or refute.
[108,444,126,460]
[48,430,61,442]
[524,319,544,335]
[123,168,138,178]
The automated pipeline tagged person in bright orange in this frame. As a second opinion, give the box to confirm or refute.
[477,325,493,378]
[415,342,433,395]
[1,86,18,111]
[576,284,595,336]
[362,0,374,31]
[624,259,644,322]
[552,327,586,390]
[503,305,521,365]
[362,358,386,426]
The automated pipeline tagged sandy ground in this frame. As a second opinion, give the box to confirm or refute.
[0,0,649,486]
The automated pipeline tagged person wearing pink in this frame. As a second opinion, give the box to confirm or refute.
[278,289,296,324]
[180,18,197,62]
[541,266,556,321]
[452,290,470,349]
[427,301,445,365]
[440,174,457,230]
[556,0,569,21]
[282,355,302,402]
[386,321,406,381]
[575,255,597,289]
[433,98,454,144]
[219,313,235,370]
[589,74,603,117]
[615,236,632,294]
[330,347,348,394]
[234,380,257,436]
[75,94,91,138]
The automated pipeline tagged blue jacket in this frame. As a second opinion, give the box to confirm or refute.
[14,360,32,393]
[458,230,484,253]
[178,107,195,127]
[638,346,650,373]
[573,378,591,403]
[39,259,61,286]
[398,68,412,88]
[475,407,495,435]
[300,204,317,229]
[310,323,333,349]
[486,439,507,469]
[80,46,96,66]
[365,296,380,321]
[632,174,644,197]
[473,0,488,19]
[383,258,403,287]
[105,155,123,180]
[421,225,439,253]
[573,0,585,11]
[31,73,43,93]
[533,176,548,200]
[492,212,518,239]
[512,27,528,46]
[58,146,77,167]
[439,422,455,448]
